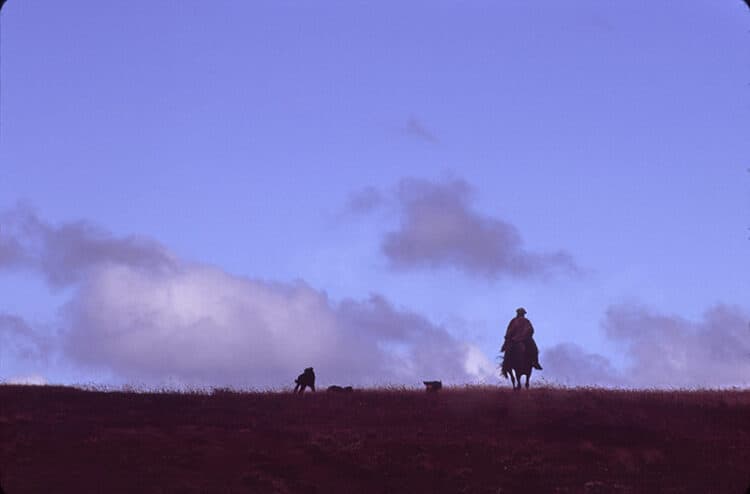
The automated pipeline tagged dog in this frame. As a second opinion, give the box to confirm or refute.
[423,380,442,392]
[294,367,316,394]
[327,385,354,393]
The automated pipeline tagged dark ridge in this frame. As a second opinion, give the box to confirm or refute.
[1,385,749,492]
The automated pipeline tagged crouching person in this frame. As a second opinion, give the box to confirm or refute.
[294,367,316,394]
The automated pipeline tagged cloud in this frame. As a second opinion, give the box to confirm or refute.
[542,342,624,387]
[7,206,746,389]
[0,206,494,387]
[405,116,438,143]
[345,186,384,214]
[603,303,750,388]
[2,374,48,386]
[381,178,578,279]
[0,205,175,287]
[0,235,23,267]
[543,304,750,388]
[0,312,51,362]
[60,263,492,387]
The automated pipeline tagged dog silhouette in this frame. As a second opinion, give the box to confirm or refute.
[327,385,353,393]
[423,380,442,392]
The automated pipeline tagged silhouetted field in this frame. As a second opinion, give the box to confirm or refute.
[1,384,749,493]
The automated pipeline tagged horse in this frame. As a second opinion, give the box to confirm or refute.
[501,340,534,390]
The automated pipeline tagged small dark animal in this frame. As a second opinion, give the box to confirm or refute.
[327,385,354,393]
[294,367,316,394]
[423,380,442,392]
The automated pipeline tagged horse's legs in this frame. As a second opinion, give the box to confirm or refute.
[509,370,517,389]
[525,373,530,389]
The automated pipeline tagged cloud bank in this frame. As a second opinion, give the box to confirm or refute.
[544,304,750,388]
[2,205,747,389]
[0,206,494,387]
[352,178,578,279]
[63,264,494,387]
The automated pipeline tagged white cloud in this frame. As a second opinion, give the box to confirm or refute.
[61,263,493,387]
[3,374,48,386]
[4,205,747,389]
[0,205,495,388]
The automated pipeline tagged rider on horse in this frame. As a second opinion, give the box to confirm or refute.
[501,307,543,370]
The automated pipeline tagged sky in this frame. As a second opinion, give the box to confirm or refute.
[0,1,748,389]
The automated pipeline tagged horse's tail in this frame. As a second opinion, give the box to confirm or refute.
[500,351,511,378]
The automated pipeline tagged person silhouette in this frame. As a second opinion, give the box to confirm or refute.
[502,307,542,370]
[294,367,316,394]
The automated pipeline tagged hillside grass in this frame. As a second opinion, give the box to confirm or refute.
[1,384,749,493]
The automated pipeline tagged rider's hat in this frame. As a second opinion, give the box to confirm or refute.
[516,307,527,314]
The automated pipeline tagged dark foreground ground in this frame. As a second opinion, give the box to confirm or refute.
[1,385,749,493]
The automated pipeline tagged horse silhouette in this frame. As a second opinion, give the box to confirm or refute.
[502,341,534,390]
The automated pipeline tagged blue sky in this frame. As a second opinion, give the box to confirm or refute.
[0,1,748,388]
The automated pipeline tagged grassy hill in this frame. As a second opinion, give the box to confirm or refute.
[1,384,749,493]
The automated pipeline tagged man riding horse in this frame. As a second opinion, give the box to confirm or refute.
[501,307,543,371]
